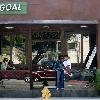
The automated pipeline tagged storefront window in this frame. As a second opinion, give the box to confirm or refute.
[12,34,26,64]
[1,35,10,61]
[66,33,89,64]
[32,32,61,65]
[0,34,26,64]
[67,33,81,63]
[83,35,89,63]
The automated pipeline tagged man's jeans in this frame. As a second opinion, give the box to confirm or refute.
[56,69,64,89]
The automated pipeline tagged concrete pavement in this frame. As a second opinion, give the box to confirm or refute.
[0,98,100,100]
[0,79,99,98]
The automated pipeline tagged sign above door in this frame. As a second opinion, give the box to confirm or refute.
[0,2,27,14]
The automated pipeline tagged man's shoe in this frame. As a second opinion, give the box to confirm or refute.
[61,88,64,90]
[56,88,59,90]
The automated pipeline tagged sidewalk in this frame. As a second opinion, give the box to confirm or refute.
[0,97,100,100]
[0,80,99,98]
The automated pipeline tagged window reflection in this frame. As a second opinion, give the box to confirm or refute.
[0,35,10,61]
[67,34,81,63]
[32,32,61,65]
[83,35,89,63]
[12,34,26,64]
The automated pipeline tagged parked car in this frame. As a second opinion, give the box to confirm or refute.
[0,64,71,83]
[31,64,71,82]
[1,60,95,83]
[0,69,38,82]
[70,68,96,82]
[80,69,96,82]
[71,69,82,80]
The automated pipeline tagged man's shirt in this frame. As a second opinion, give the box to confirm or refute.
[54,60,63,71]
[63,59,71,69]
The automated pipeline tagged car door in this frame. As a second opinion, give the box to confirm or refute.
[35,66,46,79]
[44,66,56,80]
[1,70,16,79]
[1,69,26,79]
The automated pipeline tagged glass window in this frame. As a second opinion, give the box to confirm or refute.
[83,35,89,63]
[1,35,10,61]
[0,34,26,65]
[32,32,61,65]
[12,34,26,64]
[67,33,81,63]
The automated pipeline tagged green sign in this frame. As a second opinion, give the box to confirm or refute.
[0,2,27,14]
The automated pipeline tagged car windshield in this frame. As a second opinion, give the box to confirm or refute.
[41,60,55,69]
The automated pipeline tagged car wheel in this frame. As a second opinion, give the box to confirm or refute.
[34,77,39,82]
[24,74,30,83]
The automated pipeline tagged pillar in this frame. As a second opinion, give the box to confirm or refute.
[97,23,100,69]
[60,29,68,56]
[27,28,33,89]
[0,35,1,55]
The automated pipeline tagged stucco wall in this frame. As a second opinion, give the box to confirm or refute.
[0,0,100,21]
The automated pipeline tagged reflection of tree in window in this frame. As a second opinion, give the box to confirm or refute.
[58,42,61,52]
[12,35,26,64]
[68,43,76,50]
[67,34,81,63]
[32,31,61,64]
[1,35,10,61]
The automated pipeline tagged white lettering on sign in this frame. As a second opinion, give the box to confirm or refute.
[0,4,5,11]
[0,3,21,12]
[6,4,11,11]
[12,4,18,10]
[18,4,21,10]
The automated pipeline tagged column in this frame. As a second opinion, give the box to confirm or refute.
[60,29,68,56]
[0,35,1,55]
[27,28,33,89]
[97,23,100,69]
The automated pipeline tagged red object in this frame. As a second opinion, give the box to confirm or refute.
[0,65,70,82]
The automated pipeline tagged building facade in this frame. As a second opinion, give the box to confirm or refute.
[0,0,100,68]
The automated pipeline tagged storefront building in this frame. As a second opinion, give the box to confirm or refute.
[0,0,100,89]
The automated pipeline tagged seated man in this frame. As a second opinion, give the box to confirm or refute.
[0,58,8,88]
[1,58,9,70]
